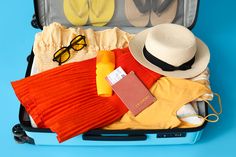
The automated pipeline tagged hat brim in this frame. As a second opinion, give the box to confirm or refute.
[129,26,210,78]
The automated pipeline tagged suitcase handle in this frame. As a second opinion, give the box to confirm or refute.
[82,134,147,141]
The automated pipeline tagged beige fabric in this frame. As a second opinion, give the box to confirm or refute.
[33,22,134,73]
[190,68,213,101]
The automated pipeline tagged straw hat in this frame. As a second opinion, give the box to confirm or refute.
[129,23,210,78]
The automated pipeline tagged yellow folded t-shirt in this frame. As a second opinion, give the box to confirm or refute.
[103,77,212,130]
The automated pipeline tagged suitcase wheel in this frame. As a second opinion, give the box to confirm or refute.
[12,124,25,137]
[14,136,25,144]
[12,124,35,144]
[31,14,40,29]
[27,54,32,62]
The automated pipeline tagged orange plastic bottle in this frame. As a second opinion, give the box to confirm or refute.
[96,50,115,97]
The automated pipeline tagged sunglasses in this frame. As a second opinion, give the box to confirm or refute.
[53,35,87,65]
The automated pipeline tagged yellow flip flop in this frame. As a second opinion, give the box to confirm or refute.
[63,0,89,26]
[88,0,115,26]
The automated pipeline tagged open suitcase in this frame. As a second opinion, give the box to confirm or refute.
[12,0,209,145]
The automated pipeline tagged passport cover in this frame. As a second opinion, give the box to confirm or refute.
[111,71,156,116]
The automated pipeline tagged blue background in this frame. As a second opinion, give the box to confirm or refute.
[0,0,235,156]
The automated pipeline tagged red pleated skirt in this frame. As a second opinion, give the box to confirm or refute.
[11,48,161,142]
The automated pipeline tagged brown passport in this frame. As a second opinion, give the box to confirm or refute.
[110,71,156,116]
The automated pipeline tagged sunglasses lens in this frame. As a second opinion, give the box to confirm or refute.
[60,51,70,63]
[71,36,86,51]
[71,35,83,44]
[53,47,70,65]
[72,44,86,51]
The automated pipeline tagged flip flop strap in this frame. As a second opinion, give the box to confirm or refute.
[88,0,103,18]
[133,0,151,14]
[68,0,88,18]
[153,0,174,15]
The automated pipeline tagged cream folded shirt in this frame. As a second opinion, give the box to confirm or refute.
[33,22,134,73]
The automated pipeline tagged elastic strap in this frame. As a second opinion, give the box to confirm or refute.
[179,113,219,123]
[201,114,219,123]
[204,93,222,115]
[179,93,222,123]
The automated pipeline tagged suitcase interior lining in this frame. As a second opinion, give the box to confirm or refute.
[35,0,198,29]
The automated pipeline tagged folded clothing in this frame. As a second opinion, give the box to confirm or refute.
[190,68,213,101]
[33,22,134,73]
[102,68,212,129]
[11,48,161,142]
[177,102,204,127]
[103,77,212,130]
